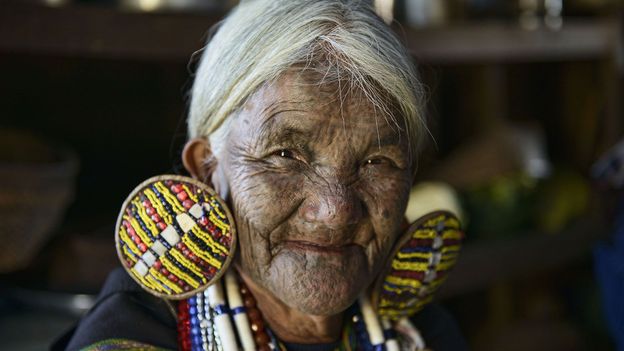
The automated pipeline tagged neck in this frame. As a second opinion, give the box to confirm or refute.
[238,269,344,344]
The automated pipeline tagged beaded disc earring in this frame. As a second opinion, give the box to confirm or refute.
[115,175,236,299]
[372,210,463,320]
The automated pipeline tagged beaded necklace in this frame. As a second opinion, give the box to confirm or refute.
[177,270,425,351]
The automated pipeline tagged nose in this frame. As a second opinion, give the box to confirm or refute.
[300,184,363,230]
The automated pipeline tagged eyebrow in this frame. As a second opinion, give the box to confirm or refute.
[256,111,311,150]
[369,132,405,150]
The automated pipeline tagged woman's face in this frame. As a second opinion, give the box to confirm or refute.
[215,73,413,315]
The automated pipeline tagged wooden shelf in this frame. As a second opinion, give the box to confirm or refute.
[1,2,621,65]
[400,19,622,64]
[0,2,223,61]
[438,214,609,299]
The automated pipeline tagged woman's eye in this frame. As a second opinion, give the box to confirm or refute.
[364,158,388,166]
[274,149,295,159]
[363,157,404,170]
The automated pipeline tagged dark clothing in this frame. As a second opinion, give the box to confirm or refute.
[53,268,467,351]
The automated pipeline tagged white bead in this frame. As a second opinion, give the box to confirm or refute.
[424,270,436,283]
[133,260,148,277]
[432,236,443,249]
[189,203,204,218]
[151,240,167,256]
[428,252,441,265]
[141,251,156,267]
[161,225,180,246]
[176,213,196,233]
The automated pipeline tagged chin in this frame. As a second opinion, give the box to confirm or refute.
[266,248,370,316]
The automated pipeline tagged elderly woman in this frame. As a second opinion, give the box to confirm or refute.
[55,0,466,350]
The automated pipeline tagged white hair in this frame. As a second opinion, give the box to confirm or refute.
[188,0,426,163]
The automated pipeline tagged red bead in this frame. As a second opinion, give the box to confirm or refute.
[142,200,152,207]
[133,236,141,245]
[177,243,184,250]
[182,199,194,209]
[243,296,256,308]
[251,319,264,332]
[157,222,167,230]
[138,243,147,252]
[247,308,261,322]
[177,191,188,201]
[181,340,191,351]
[128,227,136,236]
[151,214,161,223]
[153,261,162,270]
[199,217,208,226]
[145,207,155,216]
[171,184,183,193]
[161,268,169,275]
[254,331,270,345]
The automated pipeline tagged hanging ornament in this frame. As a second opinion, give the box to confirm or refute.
[115,175,236,299]
[372,211,463,320]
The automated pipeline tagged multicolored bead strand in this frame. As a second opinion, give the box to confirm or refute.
[177,271,429,351]
[177,299,191,351]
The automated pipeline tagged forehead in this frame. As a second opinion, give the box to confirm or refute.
[238,72,404,142]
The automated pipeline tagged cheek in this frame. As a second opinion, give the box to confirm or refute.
[357,173,411,257]
[229,164,304,231]
[226,162,306,267]
[363,172,411,220]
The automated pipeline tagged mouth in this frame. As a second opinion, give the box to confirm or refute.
[283,240,358,254]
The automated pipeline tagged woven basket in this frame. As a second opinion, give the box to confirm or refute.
[0,130,78,273]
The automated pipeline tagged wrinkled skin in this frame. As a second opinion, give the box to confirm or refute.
[180,72,417,342]
[206,72,414,321]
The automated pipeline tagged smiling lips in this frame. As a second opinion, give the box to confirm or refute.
[283,240,358,254]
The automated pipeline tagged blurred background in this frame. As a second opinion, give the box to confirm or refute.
[1,0,623,350]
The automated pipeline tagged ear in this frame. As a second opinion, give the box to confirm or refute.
[182,138,214,184]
